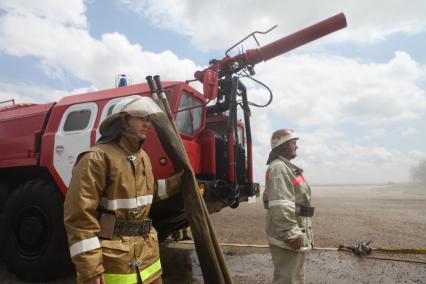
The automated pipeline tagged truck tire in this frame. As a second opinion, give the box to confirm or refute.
[0,182,11,261]
[0,179,73,281]
[0,182,11,212]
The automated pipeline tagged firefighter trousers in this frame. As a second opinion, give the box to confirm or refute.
[269,244,306,284]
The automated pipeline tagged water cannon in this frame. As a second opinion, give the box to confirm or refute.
[194,13,347,100]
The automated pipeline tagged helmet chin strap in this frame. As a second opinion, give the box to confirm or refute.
[266,141,297,164]
[97,119,124,145]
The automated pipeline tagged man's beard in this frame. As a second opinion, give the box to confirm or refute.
[281,146,296,160]
[288,152,297,160]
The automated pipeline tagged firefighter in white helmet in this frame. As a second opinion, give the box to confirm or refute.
[64,96,183,284]
[263,129,314,284]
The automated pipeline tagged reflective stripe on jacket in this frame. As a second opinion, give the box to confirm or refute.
[263,156,313,251]
[64,132,181,283]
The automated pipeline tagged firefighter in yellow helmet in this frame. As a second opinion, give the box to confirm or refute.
[64,96,183,284]
[263,129,314,284]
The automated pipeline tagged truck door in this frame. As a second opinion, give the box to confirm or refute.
[53,102,98,186]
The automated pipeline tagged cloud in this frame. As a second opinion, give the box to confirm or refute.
[1,0,425,185]
[0,0,87,27]
[246,52,426,184]
[247,115,426,184]
[401,127,417,137]
[300,140,425,184]
[120,0,426,50]
[249,109,274,181]
[0,82,73,103]
[368,128,387,138]
[0,0,199,92]
[265,127,423,184]
[252,51,426,127]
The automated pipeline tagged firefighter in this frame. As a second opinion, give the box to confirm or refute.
[64,97,183,284]
[263,129,314,284]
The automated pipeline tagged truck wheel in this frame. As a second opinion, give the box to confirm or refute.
[0,179,73,281]
[0,182,11,212]
[0,182,11,260]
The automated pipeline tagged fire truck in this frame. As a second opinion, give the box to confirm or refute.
[0,14,346,281]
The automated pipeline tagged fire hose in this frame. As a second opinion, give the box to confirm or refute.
[146,75,233,284]
[165,240,426,265]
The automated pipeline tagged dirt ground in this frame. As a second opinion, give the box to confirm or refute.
[1,184,425,283]
[160,183,426,283]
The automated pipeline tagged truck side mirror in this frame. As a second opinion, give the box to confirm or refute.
[202,69,218,100]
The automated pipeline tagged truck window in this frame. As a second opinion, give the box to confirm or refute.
[107,104,115,116]
[176,92,202,136]
[63,109,92,132]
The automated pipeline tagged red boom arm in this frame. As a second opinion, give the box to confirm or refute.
[194,13,347,84]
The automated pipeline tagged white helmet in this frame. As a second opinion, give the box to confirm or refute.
[99,96,162,135]
[270,128,299,150]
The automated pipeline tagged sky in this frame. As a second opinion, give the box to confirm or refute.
[1,0,426,185]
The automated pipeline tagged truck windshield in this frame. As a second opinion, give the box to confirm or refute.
[176,91,203,136]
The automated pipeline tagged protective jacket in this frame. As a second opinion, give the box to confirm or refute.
[64,132,181,283]
[263,156,313,251]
